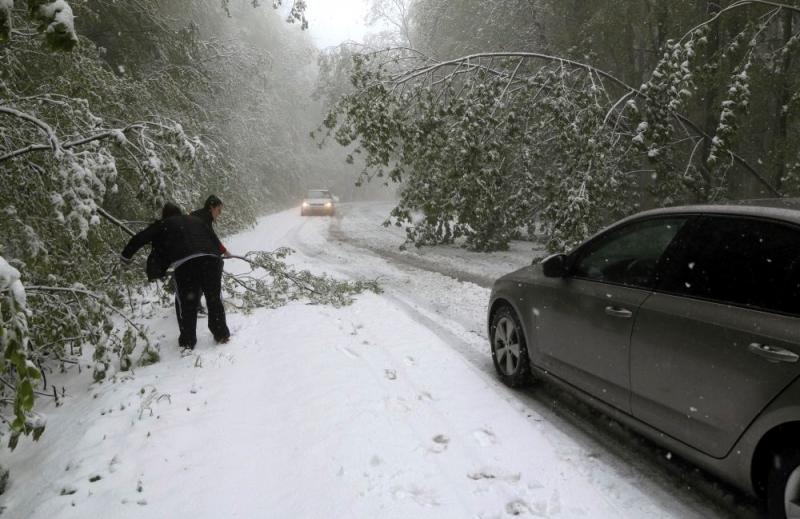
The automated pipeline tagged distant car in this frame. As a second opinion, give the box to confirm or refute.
[301,189,335,216]
[488,199,800,518]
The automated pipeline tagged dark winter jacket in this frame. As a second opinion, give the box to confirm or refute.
[190,207,227,255]
[146,243,169,281]
[121,215,221,278]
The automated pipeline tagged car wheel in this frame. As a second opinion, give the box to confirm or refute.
[490,305,531,387]
[768,447,800,519]
[301,209,306,216]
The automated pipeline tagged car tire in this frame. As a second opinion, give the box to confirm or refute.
[768,447,800,519]
[301,209,306,216]
[490,305,531,388]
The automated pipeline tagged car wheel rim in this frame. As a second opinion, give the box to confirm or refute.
[786,464,800,519]
[494,317,520,375]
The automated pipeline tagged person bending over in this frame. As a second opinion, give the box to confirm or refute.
[121,212,231,349]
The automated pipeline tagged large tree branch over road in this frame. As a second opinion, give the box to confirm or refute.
[320,0,798,252]
[379,51,780,196]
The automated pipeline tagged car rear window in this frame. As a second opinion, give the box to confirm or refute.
[657,216,800,315]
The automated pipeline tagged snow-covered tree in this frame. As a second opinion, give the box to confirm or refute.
[0,0,336,449]
[320,0,799,252]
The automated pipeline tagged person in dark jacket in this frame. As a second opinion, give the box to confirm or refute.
[121,212,231,349]
[145,202,183,281]
[191,194,230,258]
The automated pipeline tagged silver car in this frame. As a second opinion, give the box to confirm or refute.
[301,189,336,216]
[488,199,800,518]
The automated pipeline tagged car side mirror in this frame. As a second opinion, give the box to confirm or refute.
[541,253,568,277]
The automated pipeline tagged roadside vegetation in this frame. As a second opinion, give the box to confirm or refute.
[0,0,369,450]
[318,0,800,251]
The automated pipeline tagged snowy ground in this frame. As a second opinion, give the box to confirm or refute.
[1,203,761,518]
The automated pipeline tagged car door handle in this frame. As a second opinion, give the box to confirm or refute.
[604,306,633,318]
[748,342,799,364]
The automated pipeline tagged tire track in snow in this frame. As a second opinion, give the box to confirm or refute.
[328,215,496,289]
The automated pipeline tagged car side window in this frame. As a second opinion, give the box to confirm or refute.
[571,217,689,289]
[658,216,800,315]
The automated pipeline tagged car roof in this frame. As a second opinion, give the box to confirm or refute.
[628,197,800,226]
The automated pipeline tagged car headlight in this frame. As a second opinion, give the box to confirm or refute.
[302,202,309,207]
[325,202,332,207]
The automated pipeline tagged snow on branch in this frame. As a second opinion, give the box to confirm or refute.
[223,249,381,310]
[0,255,44,450]
[680,0,800,45]
[0,106,61,157]
[0,125,142,163]
[31,0,78,50]
[24,284,153,381]
[350,48,780,197]
[1,0,80,50]
[320,2,797,253]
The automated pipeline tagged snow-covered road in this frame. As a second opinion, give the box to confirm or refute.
[2,203,761,518]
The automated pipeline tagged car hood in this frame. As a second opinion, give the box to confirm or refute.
[304,198,332,204]
[495,264,541,285]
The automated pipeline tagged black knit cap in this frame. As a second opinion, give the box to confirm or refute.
[204,195,223,209]
[161,202,182,219]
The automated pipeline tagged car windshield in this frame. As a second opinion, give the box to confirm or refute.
[306,190,330,199]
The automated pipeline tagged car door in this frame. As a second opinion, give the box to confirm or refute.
[535,216,690,413]
[630,215,800,458]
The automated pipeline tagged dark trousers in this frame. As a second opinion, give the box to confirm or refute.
[174,256,229,347]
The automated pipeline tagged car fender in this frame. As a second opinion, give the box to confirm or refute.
[728,375,800,494]
[488,273,539,361]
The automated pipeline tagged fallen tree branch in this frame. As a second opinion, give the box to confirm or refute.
[370,50,782,196]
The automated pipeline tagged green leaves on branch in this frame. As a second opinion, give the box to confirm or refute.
[321,3,798,253]
[223,249,381,310]
[0,256,43,450]
[322,51,639,252]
